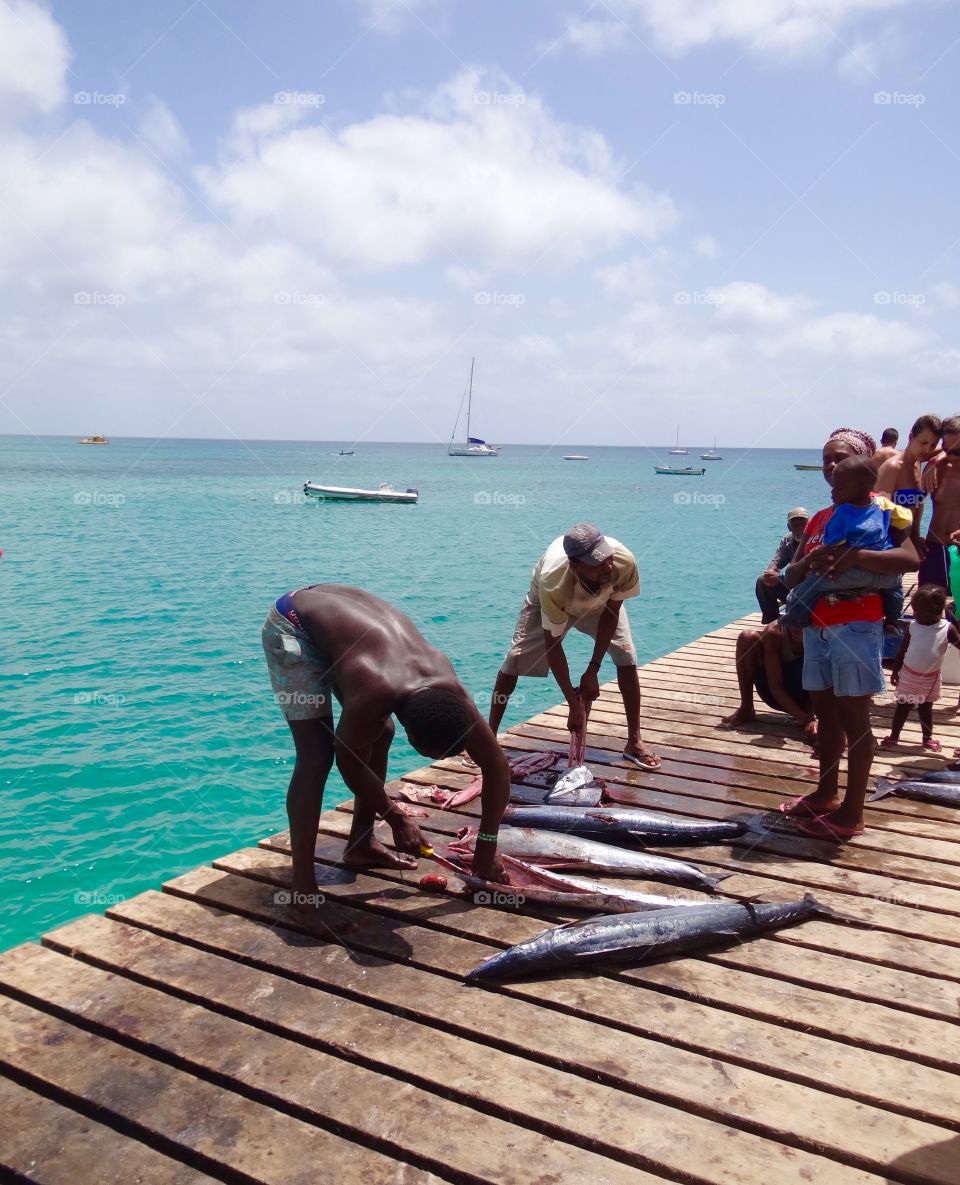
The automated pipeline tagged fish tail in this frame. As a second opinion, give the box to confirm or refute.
[869,778,897,802]
[803,892,862,925]
[705,870,733,892]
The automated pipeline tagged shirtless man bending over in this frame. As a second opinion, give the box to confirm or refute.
[262,585,510,907]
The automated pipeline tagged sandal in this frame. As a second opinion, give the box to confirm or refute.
[622,749,662,771]
[797,814,864,842]
[923,738,943,752]
[878,735,898,750]
[778,795,840,818]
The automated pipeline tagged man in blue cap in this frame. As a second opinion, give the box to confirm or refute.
[488,524,660,769]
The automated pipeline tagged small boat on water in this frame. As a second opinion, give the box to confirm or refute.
[449,358,498,457]
[794,463,821,471]
[338,448,355,456]
[656,465,706,476]
[668,426,688,455]
[303,481,418,504]
[701,437,723,460]
[563,455,589,461]
[79,434,109,445]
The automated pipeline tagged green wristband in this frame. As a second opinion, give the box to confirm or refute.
[476,831,498,843]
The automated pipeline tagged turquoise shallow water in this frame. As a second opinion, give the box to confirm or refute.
[1,436,828,949]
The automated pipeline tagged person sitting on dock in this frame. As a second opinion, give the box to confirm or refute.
[262,585,510,907]
[755,507,809,623]
[487,523,661,770]
[718,621,816,745]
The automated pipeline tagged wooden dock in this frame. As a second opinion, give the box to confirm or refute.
[3,608,960,1185]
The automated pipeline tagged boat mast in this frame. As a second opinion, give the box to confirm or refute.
[466,357,475,441]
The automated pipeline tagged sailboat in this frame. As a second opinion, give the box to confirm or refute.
[449,359,497,457]
[701,437,723,460]
[668,426,688,455]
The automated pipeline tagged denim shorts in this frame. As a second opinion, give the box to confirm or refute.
[802,621,885,698]
[261,605,335,720]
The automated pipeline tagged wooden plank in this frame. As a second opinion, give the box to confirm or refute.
[101,889,960,1135]
[0,989,438,1185]
[0,1073,219,1185]
[185,854,960,1073]
[40,914,960,1183]
[0,942,849,1185]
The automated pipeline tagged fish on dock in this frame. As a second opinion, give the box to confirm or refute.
[447,826,729,892]
[466,894,843,982]
[463,854,712,914]
[871,777,960,808]
[543,763,605,805]
[503,804,749,846]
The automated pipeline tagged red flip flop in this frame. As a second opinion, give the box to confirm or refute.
[778,795,840,818]
[797,814,864,841]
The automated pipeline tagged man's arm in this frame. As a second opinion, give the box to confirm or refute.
[578,600,622,702]
[761,631,813,729]
[542,630,586,731]
[335,704,422,856]
[463,716,510,882]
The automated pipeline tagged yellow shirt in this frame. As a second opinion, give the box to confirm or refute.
[873,495,913,533]
[532,536,640,636]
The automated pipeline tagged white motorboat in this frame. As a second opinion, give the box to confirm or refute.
[303,481,418,504]
[449,359,497,456]
[563,455,590,461]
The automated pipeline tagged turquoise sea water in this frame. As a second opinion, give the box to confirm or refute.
[1,435,829,949]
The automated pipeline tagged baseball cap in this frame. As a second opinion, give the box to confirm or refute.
[563,523,614,566]
[786,507,809,522]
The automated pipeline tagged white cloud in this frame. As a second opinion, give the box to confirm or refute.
[138,98,189,160]
[544,16,630,57]
[710,280,813,324]
[551,0,918,59]
[201,70,678,270]
[0,0,71,119]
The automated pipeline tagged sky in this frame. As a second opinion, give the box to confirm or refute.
[1,0,959,448]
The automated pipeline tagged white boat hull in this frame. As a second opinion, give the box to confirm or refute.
[449,444,497,456]
[303,482,418,504]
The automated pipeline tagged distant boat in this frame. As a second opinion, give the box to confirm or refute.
[563,455,589,461]
[668,426,688,456]
[79,434,109,445]
[338,448,355,456]
[794,463,821,471]
[655,465,705,476]
[303,482,418,504]
[701,437,723,460]
[449,358,497,457]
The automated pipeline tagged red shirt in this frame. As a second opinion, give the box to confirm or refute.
[797,504,883,626]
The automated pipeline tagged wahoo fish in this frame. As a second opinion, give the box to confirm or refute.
[503,804,749,846]
[543,764,605,806]
[447,826,728,892]
[466,894,842,982]
[464,855,710,914]
[871,777,960,808]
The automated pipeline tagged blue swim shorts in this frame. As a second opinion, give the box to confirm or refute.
[261,605,335,721]
[802,621,885,698]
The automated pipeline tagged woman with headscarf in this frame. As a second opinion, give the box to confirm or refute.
[781,428,920,839]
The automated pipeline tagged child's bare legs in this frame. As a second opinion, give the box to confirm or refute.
[918,702,937,748]
[881,701,913,746]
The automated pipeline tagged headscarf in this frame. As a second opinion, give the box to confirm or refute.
[827,427,876,457]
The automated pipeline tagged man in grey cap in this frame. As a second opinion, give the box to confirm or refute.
[488,524,660,769]
[755,507,809,623]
